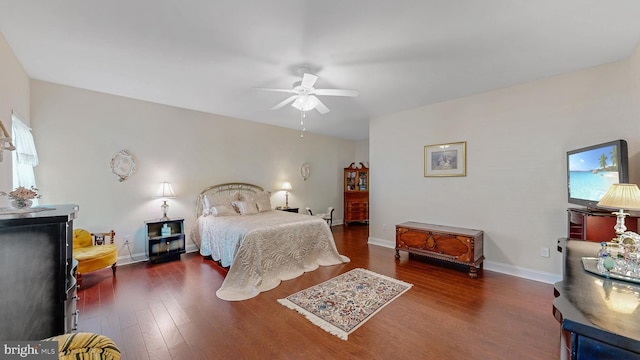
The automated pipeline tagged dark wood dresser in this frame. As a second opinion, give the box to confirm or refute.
[0,204,79,340]
[567,208,640,242]
[554,238,640,359]
[395,222,484,278]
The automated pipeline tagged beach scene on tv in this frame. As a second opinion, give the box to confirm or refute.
[568,144,620,202]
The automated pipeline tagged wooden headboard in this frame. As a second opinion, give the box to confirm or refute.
[196,182,264,217]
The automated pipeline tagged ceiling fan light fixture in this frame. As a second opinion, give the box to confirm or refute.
[292,95,318,112]
[257,71,356,115]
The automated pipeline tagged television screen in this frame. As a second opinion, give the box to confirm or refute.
[567,139,628,209]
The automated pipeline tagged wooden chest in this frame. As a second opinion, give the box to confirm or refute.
[395,222,484,278]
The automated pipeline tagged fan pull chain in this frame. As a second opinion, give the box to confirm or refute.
[300,110,306,138]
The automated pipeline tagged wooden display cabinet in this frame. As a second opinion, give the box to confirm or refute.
[146,218,185,263]
[344,162,369,225]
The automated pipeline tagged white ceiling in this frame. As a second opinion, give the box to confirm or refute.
[2,1,640,141]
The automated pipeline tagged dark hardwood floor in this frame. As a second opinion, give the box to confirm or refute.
[77,224,560,359]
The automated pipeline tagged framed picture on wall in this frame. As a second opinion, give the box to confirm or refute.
[424,141,466,177]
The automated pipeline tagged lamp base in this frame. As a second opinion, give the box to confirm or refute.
[160,200,170,221]
[612,209,630,243]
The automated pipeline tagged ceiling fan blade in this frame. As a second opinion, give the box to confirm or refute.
[313,88,358,97]
[313,96,330,114]
[271,95,298,110]
[301,73,318,88]
[253,87,294,93]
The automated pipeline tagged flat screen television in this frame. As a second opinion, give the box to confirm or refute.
[567,139,629,209]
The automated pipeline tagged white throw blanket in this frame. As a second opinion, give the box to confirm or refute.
[191,211,350,301]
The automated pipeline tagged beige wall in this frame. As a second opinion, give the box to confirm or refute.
[369,43,640,282]
[0,34,29,191]
[354,139,369,168]
[30,81,356,260]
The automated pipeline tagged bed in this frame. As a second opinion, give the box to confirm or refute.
[190,182,350,301]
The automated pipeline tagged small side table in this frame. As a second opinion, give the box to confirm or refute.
[276,207,299,213]
[145,218,185,263]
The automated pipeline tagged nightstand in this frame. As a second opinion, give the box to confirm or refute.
[145,218,185,263]
[276,207,299,213]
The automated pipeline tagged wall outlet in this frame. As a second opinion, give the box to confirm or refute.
[123,235,131,245]
[540,247,550,258]
[382,224,387,231]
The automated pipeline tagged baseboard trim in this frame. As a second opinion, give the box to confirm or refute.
[116,237,562,284]
[367,236,561,285]
[482,261,561,284]
[367,236,392,248]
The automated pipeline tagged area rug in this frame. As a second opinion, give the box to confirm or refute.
[278,268,412,340]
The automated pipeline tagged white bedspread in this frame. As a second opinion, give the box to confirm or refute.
[190,210,350,301]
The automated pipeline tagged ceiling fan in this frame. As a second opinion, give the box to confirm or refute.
[256,72,358,114]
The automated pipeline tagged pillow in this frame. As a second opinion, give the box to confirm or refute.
[210,205,239,216]
[238,191,253,202]
[201,194,212,216]
[231,201,259,215]
[251,191,272,212]
[73,229,93,249]
[206,191,240,207]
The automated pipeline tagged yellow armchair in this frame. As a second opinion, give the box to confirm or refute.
[43,332,121,360]
[73,229,118,287]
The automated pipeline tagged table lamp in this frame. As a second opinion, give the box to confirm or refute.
[154,181,176,221]
[281,181,292,209]
[597,183,640,242]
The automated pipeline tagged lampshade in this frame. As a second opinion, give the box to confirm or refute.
[154,181,176,199]
[281,181,293,191]
[597,183,640,211]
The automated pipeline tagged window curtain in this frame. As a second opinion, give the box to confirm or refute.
[11,113,38,197]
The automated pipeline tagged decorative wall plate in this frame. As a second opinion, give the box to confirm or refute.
[110,150,136,182]
[300,162,310,181]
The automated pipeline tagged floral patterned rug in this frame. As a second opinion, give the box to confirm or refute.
[278,268,412,340]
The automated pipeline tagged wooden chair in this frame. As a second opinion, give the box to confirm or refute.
[73,229,117,287]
